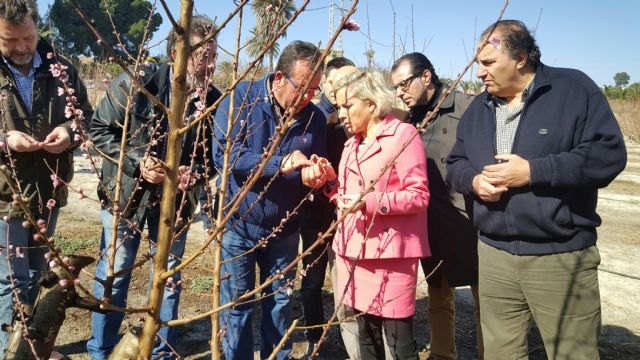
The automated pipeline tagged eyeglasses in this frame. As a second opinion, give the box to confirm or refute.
[393,73,420,91]
[286,77,319,95]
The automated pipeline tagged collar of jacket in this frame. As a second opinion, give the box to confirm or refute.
[344,114,401,162]
[480,63,552,108]
[408,85,453,125]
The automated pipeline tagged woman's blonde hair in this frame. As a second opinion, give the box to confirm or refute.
[332,70,394,119]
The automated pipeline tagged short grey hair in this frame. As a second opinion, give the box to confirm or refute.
[332,70,394,119]
[0,0,39,26]
[166,15,217,55]
[275,41,322,77]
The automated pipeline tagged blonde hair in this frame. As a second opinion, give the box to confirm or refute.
[332,70,394,119]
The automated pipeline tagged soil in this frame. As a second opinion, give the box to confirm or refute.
[47,141,640,359]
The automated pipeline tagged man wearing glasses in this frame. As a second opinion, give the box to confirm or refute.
[212,41,329,360]
[391,53,482,360]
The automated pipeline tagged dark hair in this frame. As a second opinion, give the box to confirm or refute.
[480,20,541,68]
[275,40,322,77]
[166,15,217,55]
[0,0,38,26]
[325,56,355,73]
[391,52,441,87]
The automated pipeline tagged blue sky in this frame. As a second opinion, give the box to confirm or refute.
[38,0,640,86]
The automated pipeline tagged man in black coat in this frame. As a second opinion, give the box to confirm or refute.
[86,15,221,360]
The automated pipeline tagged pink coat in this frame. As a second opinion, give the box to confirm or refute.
[328,116,430,260]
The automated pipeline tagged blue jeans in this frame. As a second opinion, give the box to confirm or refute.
[220,230,299,360]
[86,208,187,360]
[0,208,59,357]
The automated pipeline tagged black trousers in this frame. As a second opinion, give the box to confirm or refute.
[355,311,418,360]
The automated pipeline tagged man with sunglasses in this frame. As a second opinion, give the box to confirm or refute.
[391,53,482,360]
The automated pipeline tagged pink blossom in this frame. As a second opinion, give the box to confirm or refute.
[57,87,65,96]
[59,72,69,82]
[78,188,86,199]
[266,4,273,13]
[102,78,110,85]
[74,134,82,142]
[195,100,205,111]
[47,52,54,59]
[49,64,61,77]
[343,20,360,32]
[21,220,30,228]
[64,105,74,118]
[75,109,84,117]
[15,247,24,258]
[58,279,71,288]
[47,199,56,209]
[37,219,47,227]
[51,174,62,188]
[49,259,59,268]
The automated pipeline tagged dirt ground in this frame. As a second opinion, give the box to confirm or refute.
[46,140,640,359]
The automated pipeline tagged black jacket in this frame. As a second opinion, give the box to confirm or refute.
[0,40,92,216]
[90,63,221,220]
[409,90,478,287]
[447,64,627,255]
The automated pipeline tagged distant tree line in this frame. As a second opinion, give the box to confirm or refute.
[604,72,639,101]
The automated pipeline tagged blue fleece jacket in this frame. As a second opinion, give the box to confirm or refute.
[213,74,327,241]
[447,64,627,255]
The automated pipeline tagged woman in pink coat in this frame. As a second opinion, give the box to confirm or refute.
[320,70,430,360]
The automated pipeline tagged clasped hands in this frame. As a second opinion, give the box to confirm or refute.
[139,156,192,185]
[5,127,71,154]
[472,154,531,203]
[280,150,336,189]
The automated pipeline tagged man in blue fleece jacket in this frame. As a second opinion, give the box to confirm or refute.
[447,20,626,359]
[212,41,328,360]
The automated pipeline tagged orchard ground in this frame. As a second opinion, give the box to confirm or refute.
[49,140,640,359]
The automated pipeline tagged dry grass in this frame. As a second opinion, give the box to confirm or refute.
[610,100,640,142]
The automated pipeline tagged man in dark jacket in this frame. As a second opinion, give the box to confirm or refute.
[391,53,482,360]
[447,20,627,359]
[0,0,92,356]
[213,41,328,360]
[86,16,221,360]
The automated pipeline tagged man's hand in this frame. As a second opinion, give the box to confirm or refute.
[280,150,313,174]
[42,127,72,154]
[472,174,508,202]
[5,130,43,152]
[301,155,337,188]
[482,154,531,188]
[140,156,165,184]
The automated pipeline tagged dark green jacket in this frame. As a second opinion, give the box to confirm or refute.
[0,40,92,217]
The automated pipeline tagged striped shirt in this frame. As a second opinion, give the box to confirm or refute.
[2,51,42,113]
